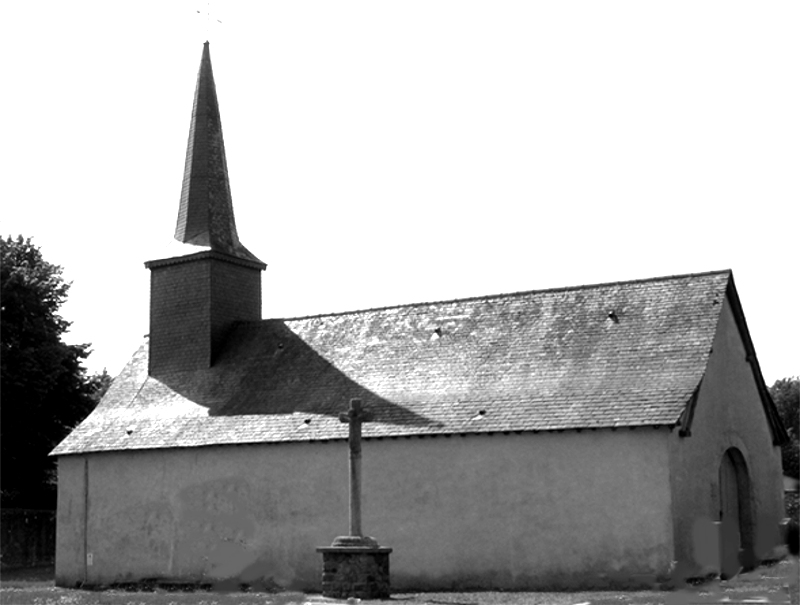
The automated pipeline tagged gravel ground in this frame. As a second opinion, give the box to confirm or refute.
[1,560,797,605]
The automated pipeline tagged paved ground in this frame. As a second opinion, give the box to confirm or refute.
[1,560,797,605]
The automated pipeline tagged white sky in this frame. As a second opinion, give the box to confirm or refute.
[3,1,798,384]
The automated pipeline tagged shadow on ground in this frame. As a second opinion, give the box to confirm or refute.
[0,565,54,583]
[0,561,797,604]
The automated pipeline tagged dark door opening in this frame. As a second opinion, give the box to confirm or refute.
[719,447,755,579]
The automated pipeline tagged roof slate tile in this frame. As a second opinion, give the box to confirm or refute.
[52,270,731,455]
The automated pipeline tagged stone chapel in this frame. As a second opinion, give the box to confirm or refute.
[52,42,788,591]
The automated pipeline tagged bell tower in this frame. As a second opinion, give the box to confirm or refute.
[145,42,266,376]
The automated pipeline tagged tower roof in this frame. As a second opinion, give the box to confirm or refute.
[173,42,263,264]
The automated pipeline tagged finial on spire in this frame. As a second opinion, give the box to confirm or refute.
[196,1,222,43]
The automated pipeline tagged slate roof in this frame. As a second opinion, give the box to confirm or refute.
[53,269,771,456]
[173,42,262,265]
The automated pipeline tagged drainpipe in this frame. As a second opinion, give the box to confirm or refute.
[83,457,89,585]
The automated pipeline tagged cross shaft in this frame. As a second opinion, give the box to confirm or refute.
[339,398,373,537]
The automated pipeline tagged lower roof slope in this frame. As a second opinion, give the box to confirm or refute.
[53,270,733,455]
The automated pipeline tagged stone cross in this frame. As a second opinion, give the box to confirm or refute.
[318,398,391,599]
[339,398,373,538]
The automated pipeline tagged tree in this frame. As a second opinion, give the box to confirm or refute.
[1,236,105,508]
[770,376,799,479]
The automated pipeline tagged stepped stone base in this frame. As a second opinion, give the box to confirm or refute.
[317,537,392,599]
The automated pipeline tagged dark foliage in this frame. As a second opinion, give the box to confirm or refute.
[770,377,799,479]
[0,236,108,509]
[787,517,799,557]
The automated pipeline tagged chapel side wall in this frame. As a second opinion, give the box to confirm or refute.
[56,429,673,591]
[66,441,347,589]
[668,297,784,578]
[366,428,674,590]
[55,455,86,586]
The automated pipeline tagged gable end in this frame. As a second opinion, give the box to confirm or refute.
[724,276,788,446]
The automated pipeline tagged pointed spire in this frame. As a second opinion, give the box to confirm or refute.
[175,42,262,264]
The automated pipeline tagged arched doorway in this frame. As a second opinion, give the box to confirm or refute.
[718,447,755,579]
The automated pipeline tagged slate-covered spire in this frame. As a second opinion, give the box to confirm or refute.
[145,42,265,376]
[175,42,262,264]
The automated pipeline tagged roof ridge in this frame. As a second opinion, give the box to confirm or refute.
[253,269,732,323]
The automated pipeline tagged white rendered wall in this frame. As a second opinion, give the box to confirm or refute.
[57,427,673,590]
[668,296,785,578]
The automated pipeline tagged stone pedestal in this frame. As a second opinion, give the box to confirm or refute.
[317,536,392,599]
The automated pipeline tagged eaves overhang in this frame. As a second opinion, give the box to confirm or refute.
[145,250,266,271]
